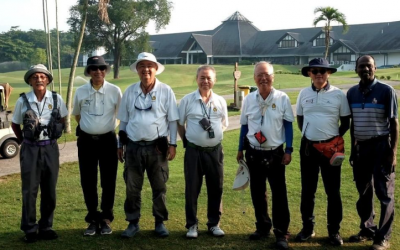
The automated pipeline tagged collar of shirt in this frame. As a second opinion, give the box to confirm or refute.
[134,78,160,96]
[88,80,109,94]
[311,81,330,92]
[27,90,53,104]
[358,78,378,93]
[195,89,214,103]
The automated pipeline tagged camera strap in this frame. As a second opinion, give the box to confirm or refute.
[199,100,212,121]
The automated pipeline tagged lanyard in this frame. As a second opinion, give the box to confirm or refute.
[199,100,212,120]
[35,97,47,120]
[256,95,268,126]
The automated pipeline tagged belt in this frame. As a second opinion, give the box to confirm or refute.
[358,134,389,144]
[23,139,56,146]
[80,130,114,140]
[129,139,156,146]
[305,136,336,144]
[249,144,279,151]
[187,142,220,152]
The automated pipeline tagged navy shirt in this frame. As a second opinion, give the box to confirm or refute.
[347,79,398,141]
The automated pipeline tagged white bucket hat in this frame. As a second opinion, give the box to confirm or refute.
[232,160,250,191]
[130,52,165,75]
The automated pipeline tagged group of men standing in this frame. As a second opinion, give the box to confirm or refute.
[12,53,397,250]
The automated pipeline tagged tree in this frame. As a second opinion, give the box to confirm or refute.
[313,7,348,60]
[68,0,172,79]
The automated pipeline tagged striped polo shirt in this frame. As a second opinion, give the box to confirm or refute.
[346,79,398,141]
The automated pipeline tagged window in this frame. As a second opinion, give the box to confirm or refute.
[279,35,298,48]
[313,33,333,47]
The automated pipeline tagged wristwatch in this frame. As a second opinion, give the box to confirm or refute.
[169,143,177,147]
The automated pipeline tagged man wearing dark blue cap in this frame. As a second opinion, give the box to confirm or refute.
[295,58,351,246]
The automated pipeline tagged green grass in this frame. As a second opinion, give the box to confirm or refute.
[1,123,399,249]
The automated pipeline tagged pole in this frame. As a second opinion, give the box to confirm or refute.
[234,62,238,107]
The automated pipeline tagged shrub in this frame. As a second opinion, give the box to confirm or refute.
[380,75,386,80]
[387,76,391,80]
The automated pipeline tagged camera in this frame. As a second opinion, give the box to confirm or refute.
[199,117,212,131]
[208,128,215,138]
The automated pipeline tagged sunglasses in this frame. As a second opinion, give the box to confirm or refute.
[134,93,152,111]
[310,69,327,75]
[88,65,107,72]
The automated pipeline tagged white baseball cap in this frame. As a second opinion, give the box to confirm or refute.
[130,52,165,75]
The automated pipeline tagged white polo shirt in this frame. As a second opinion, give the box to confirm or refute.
[178,90,228,147]
[240,88,294,148]
[72,80,122,134]
[118,79,179,141]
[296,84,351,141]
[13,90,68,141]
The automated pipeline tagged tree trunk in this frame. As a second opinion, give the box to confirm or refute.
[55,0,62,94]
[113,44,120,79]
[45,0,54,90]
[324,25,330,60]
[65,0,89,133]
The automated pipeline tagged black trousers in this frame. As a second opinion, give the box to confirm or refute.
[184,144,224,229]
[20,142,60,233]
[352,136,395,241]
[299,137,343,234]
[245,145,290,237]
[77,131,118,223]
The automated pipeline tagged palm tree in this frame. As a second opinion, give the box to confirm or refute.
[313,7,348,60]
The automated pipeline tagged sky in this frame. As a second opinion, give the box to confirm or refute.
[1,0,400,34]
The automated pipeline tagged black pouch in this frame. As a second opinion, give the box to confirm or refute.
[156,136,169,158]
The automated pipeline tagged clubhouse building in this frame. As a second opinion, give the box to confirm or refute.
[149,11,400,67]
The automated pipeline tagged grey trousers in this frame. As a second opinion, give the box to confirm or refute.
[123,141,169,223]
[20,142,59,233]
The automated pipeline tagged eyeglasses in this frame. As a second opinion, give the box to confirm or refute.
[30,75,48,81]
[88,65,107,72]
[310,69,327,75]
[256,73,274,78]
[134,93,153,111]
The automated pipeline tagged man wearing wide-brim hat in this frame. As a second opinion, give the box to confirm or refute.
[72,56,122,236]
[12,64,68,243]
[117,52,179,238]
[295,58,351,246]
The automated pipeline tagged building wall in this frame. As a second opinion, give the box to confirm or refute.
[388,53,400,65]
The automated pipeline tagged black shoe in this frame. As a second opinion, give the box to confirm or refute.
[329,233,344,246]
[276,237,289,250]
[295,229,315,242]
[249,230,270,240]
[100,220,112,235]
[370,239,390,250]
[84,222,98,236]
[349,231,374,242]
[23,232,37,243]
[38,229,58,240]
[155,222,169,237]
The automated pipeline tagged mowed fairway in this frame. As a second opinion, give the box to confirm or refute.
[0,64,399,249]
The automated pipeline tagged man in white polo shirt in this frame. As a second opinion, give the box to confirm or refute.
[237,61,294,250]
[178,65,228,239]
[72,56,122,236]
[295,58,350,246]
[117,52,179,238]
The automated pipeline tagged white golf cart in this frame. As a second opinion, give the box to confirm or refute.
[0,83,19,159]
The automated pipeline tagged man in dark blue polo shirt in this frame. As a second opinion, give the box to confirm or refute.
[347,55,398,250]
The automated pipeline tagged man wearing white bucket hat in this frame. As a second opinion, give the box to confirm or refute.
[117,52,179,238]
[236,61,294,250]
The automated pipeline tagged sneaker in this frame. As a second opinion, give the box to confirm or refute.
[276,237,289,250]
[249,230,270,240]
[155,222,169,237]
[349,230,374,242]
[23,232,37,243]
[38,229,58,240]
[84,222,98,236]
[370,239,390,250]
[121,223,140,238]
[186,224,198,238]
[329,233,344,246]
[209,226,225,237]
[100,220,112,235]
[295,229,315,242]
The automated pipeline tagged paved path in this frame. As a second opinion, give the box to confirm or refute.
[2,80,399,177]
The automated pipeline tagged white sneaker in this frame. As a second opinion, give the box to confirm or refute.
[209,226,225,237]
[186,224,198,238]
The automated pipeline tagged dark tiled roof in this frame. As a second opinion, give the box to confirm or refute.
[149,12,400,59]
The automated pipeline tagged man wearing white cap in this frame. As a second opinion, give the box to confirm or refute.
[72,56,122,236]
[12,64,68,243]
[117,52,179,238]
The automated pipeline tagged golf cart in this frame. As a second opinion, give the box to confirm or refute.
[0,83,19,159]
